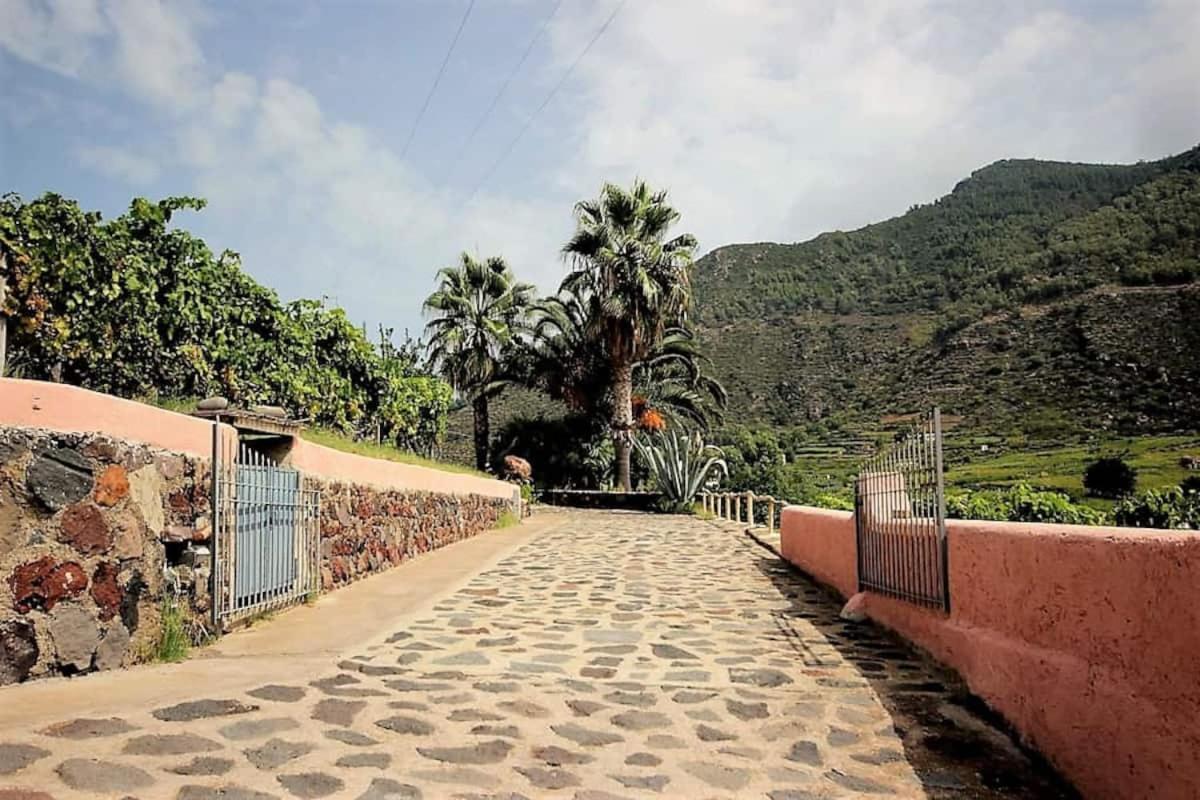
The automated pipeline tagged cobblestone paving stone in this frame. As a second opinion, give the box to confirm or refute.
[0,511,1075,799]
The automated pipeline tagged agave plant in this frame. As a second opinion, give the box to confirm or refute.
[634,429,727,510]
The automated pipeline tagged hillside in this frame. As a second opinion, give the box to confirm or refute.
[694,145,1200,435]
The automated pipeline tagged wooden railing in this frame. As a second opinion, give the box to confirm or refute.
[699,491,781,534]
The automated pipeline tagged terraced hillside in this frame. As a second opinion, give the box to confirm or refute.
[695,145,1200,435]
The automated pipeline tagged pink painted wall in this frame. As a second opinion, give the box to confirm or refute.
[780,505,1200,800]
[291,439,514,501]
[0,378,219,457]
[0,378,515,501]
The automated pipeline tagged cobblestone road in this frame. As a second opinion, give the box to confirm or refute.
[0,510,1072,799]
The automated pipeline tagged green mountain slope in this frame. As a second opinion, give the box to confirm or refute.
[695,145,1200,435]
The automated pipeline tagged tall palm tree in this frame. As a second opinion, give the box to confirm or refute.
[561,179,698,491]
[424,253,534,471]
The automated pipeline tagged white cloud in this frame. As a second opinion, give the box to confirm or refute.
[2,0,1197,333]
[0,0,106,77]
[75,144,160,185]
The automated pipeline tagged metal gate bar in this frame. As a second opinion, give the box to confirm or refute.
[212,430,320,627]
[854,408,948,610]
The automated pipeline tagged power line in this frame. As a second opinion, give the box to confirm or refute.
[400,0,477,161]
[459,0,627,209]
[442,0,565,183]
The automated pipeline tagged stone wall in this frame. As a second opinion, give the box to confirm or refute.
[0,426,211,685]
[317,480,507,590]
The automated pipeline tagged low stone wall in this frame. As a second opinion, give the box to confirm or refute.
[779,505,1200,800]
[316,481,507,590]
[1,427,211,685]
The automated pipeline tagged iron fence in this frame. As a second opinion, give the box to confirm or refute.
[854,408,949,610]
[212,428,321,627]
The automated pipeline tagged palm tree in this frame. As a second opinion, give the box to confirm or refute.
[424,253,534,471]
[561,179,698,491]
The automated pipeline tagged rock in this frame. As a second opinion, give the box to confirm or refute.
[58,502,111,555]
[727,699,770,720]
[0,620,39,685]
[786,740,823,766]
[730,667,792,688]
[89,561,122,621]
[840,592,869,622]
[92,464,130,506]
[122,733,223,755]
[219,717,300,740]
[244,738,316,770]
[49,604,99,672]
[0,487,26,554]
[250,404,287,418]
[324,729,378,747]
[312,698,366,727]
[248,684,307,703]
[40,717,136,739]
[375,716,435,736]
[651,643,698,660]
[127,465,165,535]
[416,739,514,765]
[0,789,56,800]
[55,758,154,792]
[196,396,229,411]
[94,621,130,670]
[168,756,235,776]
[335,752,390,768]
[178,786,278,800]
[824,769,895,794]
[502,455,532,482]
[550,723,624,747]
[355,779,423,800]
[156,453,188,479]
[533,745,594,766]
[515,765,580,789]
[153,698,258,722]
[26,448,93,510]
[682,761,752,791]
[0,743,49,775]
[610,711,670,731]
[611,774,670,792]
[625,752,662,766]
[277,772,344,798]
[112,512,146,559]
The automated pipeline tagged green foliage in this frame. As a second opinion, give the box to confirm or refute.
[303,426,484,477]
[495,510,520,529]
[946,484,1107,525]
[154,597,190,663]
[561,179,699,491]
[1180,475,1200,494]
[0,193,451,454]
[1113,488,1200,529]
[490,413,614,490]
[423,253,536,472]
[694,145,1199,324]
[690,146,1200,437]
[1083,457,1138,499]
[634,429,728,511]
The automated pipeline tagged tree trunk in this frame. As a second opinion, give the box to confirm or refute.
[472,395,490,473]
[611,359,634,492]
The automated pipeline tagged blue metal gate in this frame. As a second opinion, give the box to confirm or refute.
[212,436,320,626]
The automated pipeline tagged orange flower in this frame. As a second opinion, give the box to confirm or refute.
[639,408,666,431]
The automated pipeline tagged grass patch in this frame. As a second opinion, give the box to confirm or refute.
[692,503,716,520]
[495,510,520,529]
[303,427,490,478]
[154,597,190,663]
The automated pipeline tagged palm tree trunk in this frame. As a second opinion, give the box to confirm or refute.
[611,359,634,492]
[472,395,490,473]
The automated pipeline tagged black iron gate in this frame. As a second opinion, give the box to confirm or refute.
[854,407,949,610]
[212,429,320,627]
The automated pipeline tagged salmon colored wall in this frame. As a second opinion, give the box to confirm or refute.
[290,439,514,501]
[0,378,219,457]
[778,505,857,596]
[0,378,515,501]
[780,505,1200,800]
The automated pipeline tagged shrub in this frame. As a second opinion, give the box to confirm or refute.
[154,597,190,663]
[1113,488,1200,529]
[634,430,728,512]
[1082,457,1137,498]
[1180,475,1200,494]
[946,484,1107,525]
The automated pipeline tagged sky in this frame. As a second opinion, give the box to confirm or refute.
[1,0,1198,337]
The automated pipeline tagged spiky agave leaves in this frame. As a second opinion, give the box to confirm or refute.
[634,429,727,509]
